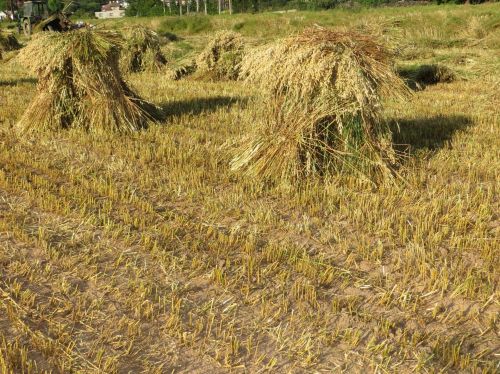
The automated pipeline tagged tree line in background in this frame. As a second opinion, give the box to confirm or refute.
[124,0,494,17]
[0,0,493,19]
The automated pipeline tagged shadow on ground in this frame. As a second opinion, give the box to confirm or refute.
[390,114,472,154]
[159,96,245,119]
[0,77,37,87]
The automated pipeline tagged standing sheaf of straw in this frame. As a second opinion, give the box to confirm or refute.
[194,30,245,81]
[16,28,160,134]
[0,31,21,60]
[120,26,167,74]
[231,27,411,183]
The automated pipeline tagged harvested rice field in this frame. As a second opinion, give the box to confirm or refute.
[0,4,499,373]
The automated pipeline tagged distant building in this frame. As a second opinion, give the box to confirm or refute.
[95,1,125,19]
[0,10,14,21]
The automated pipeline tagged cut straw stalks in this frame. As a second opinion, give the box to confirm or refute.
[16,28,159,134]
[193,30,244,81]
[231,27,410,183]
[0,31,21,60]
[398,64,456,89]
[166,59,197,81]
[120,26,167,74]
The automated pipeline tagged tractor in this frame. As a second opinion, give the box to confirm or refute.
[18,0,72,37]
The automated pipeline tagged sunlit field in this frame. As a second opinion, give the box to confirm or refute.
[0,4,499,372]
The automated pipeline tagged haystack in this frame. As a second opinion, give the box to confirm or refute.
[166,60,197,81]
[16,28,159,133]
[231,28,409,182]
[411,64,455,85]
[194,30,244,80]
[0,31,21,60]
[0,31,21,51]
[121,26,167,73]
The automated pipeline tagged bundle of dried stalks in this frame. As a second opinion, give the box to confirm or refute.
[232,28,410,182]
[0,31,21,59]
[0,31,20,51]
[414,64,455,85]
[121,26,167,73]
[16,28,159,133]
[195,30,244,80]
[166,60,197,80]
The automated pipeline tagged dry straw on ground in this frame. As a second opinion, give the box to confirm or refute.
[194,30,244,80]
[231,27,410,182]
[120,26,167,73]
[16,28,159,134]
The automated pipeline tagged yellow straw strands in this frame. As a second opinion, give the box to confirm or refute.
[194,30,244,81]
[16,28,159,134]
[231,28,410,182]
[0,31,21,59]
[120,26,167,73]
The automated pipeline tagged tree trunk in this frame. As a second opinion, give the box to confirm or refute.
[196,0,199,12]
[229,0,232,14]
[204,0,207,14]
[218,0,221,14]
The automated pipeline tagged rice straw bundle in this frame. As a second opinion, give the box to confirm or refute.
[16,28,159,133]
[121,26,167,73]
[0,31,21,60]
[195,30,244,80]
[406,64,455,86]
[0,31,21,51]
[231,27,410,182]
[166,60,197,80]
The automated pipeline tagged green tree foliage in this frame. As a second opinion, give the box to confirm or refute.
[44,0,492,19]
[126,0,166,17]
[48,0,63,12]
[70,0,105,17]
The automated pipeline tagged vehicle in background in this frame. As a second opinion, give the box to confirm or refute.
[18,0,71,37]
